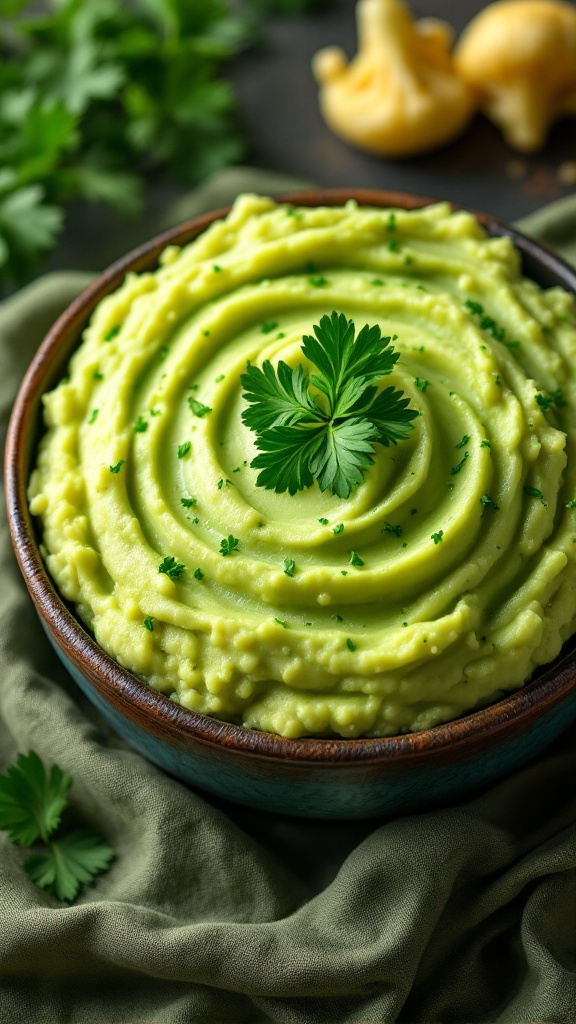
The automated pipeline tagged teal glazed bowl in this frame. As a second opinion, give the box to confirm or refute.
[6,188,576,820]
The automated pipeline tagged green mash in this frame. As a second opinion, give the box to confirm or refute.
[29,196,576,738]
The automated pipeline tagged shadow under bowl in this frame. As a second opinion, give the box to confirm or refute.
[6,188,576,819]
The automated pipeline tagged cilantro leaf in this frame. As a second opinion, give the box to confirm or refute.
[242,311,417,499]
[24,827,114,903]
[0,751,71,846]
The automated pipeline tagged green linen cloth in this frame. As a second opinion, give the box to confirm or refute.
[1,169,575,1024]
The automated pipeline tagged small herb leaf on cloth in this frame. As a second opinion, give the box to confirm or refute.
[0,752,114,902]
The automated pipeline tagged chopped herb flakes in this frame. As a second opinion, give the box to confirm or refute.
[480,494,500,510]
[346,638,356,652]
[109,460,124,474]
[523,486,546,504]
[134,416,148,433]
[260,321,278,334]
[387,239,399,252]
[275,618,288,628]
[333,523,344,535]
[431,531,444,544]
[536,389,566,412]
[177,442,191,459]
[283,557,296,577]
[456,434,470,449]
[188,396,212,417]
[308,275,328,287]
[193,568,204,581]
[349,551,364,567]
[88,409,98,425]
[382,521,403,537]
[143,616,154,631]
[415,377,429,392]
[213,264,221,273]
[480,439,491,449]
[565,500,576,508]
[104,325,120,342]
[219,535,239,556]
[215,374,225,383]
[180,497,197,508]
[158,556,185,579]
[92,370,103,381]
[318,517,329,525]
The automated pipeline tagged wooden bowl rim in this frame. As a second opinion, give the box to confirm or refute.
[5,187,576,766]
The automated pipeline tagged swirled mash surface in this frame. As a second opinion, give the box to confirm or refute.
[29,196,576,738]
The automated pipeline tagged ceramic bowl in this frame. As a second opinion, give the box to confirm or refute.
[6,188,576,819]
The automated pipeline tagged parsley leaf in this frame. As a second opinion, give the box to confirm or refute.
[283,557,296,576]
[0,751,71,846]
[219,535,239,556]
[0,751,114,902]
[241,311,417,499]
[158,556,185,579]
[24,827,114,903]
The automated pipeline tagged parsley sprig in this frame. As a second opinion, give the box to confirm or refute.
[0,751,114,902]
[241,311,417,499]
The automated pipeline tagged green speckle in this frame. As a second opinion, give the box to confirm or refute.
[213,264,222,273]
[333,523,344,535]
[456,434,470,449]
[382,521,402,537]
[134,415,148,433]
[260,321,278,334]
[88,409,98,425]
[308,275,328,288]
[177,441,191,459]
[480,494,499,511]
[451,452,469,476]
[180,497,197,508]
[188,396,212,417]
[565,499,576,509]
[275,618,288,628]
[349,551,364,567]
[387,238,399,252]
[523,486,546,505]
[371,278,384,286]
[317,517,329,525]
[92,370,104,381]
[283,557,296,577]
[104,325,120,342]
[215,374,225,383]
[346,638,356,652]
[431,530,444,544]
[193,568,204,581]
[109,460,124,474]
[480,439,491,450]
[386,213,396,232]
[415,377,430,392]
[143,616,154,631]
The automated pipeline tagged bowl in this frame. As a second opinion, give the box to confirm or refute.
[6,188,576,820]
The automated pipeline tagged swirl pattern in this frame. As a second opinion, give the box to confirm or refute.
[29,196,576,737]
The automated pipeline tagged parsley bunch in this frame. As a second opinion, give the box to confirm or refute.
[0,751,114,902]
[241,311,417,498]
[0,0,320,287]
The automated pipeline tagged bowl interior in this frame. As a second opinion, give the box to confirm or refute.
[6,188,576,764]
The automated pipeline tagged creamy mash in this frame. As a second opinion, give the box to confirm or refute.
[29,196,576,737]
